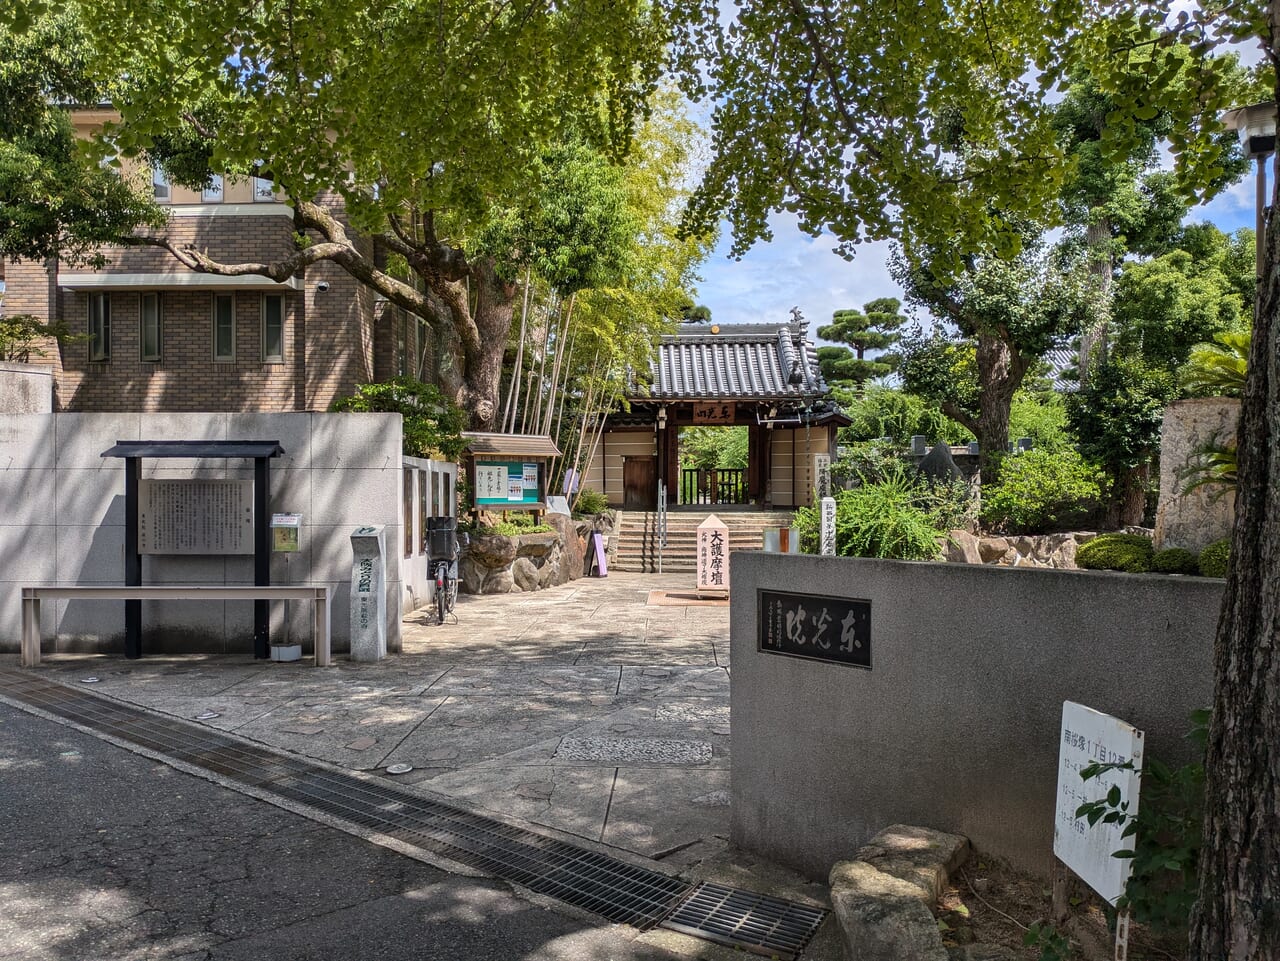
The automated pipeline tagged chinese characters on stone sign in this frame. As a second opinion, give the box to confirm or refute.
[757,589,871,668]
[695,514,730,595]
[138,479,254,555]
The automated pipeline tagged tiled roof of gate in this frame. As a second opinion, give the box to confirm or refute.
[645,322,828,401]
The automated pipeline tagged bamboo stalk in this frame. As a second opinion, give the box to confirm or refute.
[501,268,533,433]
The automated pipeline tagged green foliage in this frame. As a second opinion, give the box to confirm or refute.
[1152,547,1200,575]
[1197,537,1231,579]
[1181,329,1250,398]
[679,426,748,470]
[794,466,945,561]
[837,386,969,445]
[1075,710,1209,936]
[830,439,908,488]
[815,298,908,389]
[1066,356,1178,476]
[330,378,466,461]
[468,511,553,536]
[980,449,1103,534]
[0,12,164,266]
[0,313,87,362]
[572,489,609,516]
[1076,533,1155,573]
[1007,391,1072,452]
[1023,922,1072,961]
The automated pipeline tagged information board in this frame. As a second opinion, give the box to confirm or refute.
[138,479,254,555]
[757,589,871,669]
[1053,701,1144,906]
[474,460,541,506]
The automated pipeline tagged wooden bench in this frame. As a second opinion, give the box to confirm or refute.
[20,585,332,669]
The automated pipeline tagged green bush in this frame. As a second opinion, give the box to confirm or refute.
[573,488,609,515]
[795,465,943,560]
[1197,537,1231,578]
[330,378,466,460]
[980,449,1103,534]
[1152,547,1200,575]
[1076,533,1155,573]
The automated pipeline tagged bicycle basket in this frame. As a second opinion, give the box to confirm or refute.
[426,516,457,558]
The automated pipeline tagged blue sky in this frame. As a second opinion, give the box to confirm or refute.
[695,173,1261,335]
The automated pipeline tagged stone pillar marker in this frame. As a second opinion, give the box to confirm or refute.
[696,514,730,597]
[349,525,386,662]
[820,496,837,556]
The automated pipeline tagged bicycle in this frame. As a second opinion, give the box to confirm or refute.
[428,517,467,624]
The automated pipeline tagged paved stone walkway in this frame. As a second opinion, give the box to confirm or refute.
[29,573,732,861]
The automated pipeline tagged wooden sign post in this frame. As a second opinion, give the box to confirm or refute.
[696,514,729,598]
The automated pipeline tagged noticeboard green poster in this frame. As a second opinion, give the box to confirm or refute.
[474,460,542,506]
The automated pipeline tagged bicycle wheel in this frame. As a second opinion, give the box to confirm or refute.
[435,570,446,625]
[447,576,459,616]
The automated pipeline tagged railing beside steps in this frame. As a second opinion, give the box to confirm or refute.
[679,468,746,506]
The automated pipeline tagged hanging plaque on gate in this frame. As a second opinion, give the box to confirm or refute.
[757,589,871,669]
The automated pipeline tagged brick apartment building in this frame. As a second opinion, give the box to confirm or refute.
[3,108,432,412]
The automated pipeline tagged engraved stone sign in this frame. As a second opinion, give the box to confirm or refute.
[820,496,837,556]
[814,453,832,499]
[758,589,871,669]
[1054,702,1144,906]
[349,525,387,662]
[696,514,729,596]
[138,479,254,555]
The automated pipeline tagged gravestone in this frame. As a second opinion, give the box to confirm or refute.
[696,514,729,596]
[349,525,387,662]
[917,443,964,483]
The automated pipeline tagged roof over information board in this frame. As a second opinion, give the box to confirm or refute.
[461,433,561,458]
[642,322,828,402]
[101,440,284,459]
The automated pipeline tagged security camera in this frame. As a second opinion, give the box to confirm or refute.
[316,281,330,292]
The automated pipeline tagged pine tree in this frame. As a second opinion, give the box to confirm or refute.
[816,298,908,390]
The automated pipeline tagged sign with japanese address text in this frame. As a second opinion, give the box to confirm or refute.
[757,589,871,669]
[1053,701,1144,906]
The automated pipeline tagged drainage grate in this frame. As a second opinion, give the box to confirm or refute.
[0,670,827,955]
[662,881,829,959]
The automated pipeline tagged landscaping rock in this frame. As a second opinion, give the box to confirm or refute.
[546,513,585,585]
[467,534,519,568]
[518,532,557,559]
[511,556,542,592]
[977,537,1009,563]
[482,567,514,593]
[856,824,970,903]
[944,530,983,565]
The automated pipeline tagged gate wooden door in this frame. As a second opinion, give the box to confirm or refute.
[623,457,657,510]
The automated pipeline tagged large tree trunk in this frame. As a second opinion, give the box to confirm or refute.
[973,330,1025,488]
[459,260,517,431]
[1188,67,1280,960]
[1103,462,1148,529]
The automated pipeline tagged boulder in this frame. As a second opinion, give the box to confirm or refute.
[467,533,519,568]
[944,530,982,565]
[458,556,486,595]
[976,537,1009,563]
[517,531,558,559]
[512,556,542,592]
[482,567,514,594]
[546,513,586,585]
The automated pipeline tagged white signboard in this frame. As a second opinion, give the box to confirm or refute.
[475,464,507,502]
[522,463,539,490]
[695,514,729,595]
[138,479,254,555]
[1053,701,1145,906]
[546,496,571,516]
[814,453,832,500]
[820,496,837,556]
[506,476,524,501]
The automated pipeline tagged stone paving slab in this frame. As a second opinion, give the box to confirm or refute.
[602,767,732,856]
[426,665,623,696]
[618,665,729,697]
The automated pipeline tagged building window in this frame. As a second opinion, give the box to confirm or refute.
[403,469,414,558]
[418,470,428,554]
[252,176,275,202]
[202,174,224,203]
[213,294,235,361]
[152,164,170,202]
[140,293,161,361]
[261,294,284,362]
[88,294,110,361]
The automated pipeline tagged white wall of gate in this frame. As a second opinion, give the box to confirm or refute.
[399,455,459,613]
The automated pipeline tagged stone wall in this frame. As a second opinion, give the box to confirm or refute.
[459,513,589,594]
[730,551,1222,880]
[0,362,53,414]
[943,530,1096,569]
[1154,397,1240,552]
[0,411,403,656]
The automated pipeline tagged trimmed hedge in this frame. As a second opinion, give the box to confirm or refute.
[1077,533,1155,573]
[1152,547,1200,575]
[1198,537,1231,578]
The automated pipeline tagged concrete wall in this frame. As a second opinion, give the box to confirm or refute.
[730,552,1222,880]
[0,362,53,413]
[0,411,403,657]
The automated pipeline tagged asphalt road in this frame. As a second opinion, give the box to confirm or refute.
[0,702,680,961]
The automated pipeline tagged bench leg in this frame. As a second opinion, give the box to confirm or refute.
[314,593,331,667]
[21,596,41,668]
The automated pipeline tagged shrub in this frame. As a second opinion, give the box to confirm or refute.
[1152,547,1200,575]
[796,465,943,560]
[573,488,609,515]
[980,449,1103,534]
[1197,537,1231,578]
[330,378,466,460]
[1076,533,1154,573]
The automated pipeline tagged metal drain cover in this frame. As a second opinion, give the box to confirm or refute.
[660,880,828,959]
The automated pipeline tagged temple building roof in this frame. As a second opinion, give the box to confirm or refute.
[642,321,828,403]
